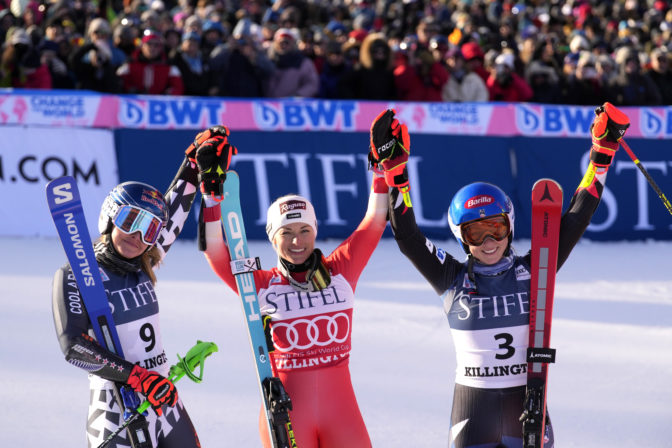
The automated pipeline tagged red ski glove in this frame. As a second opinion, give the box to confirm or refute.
[368,109,411,190]
[127,365,178,416]
[590,102,630,171]
[196,135,238,197]
[185,125,232,163]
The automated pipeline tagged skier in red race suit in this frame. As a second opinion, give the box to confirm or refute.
[368,104,629,448]
[194,126,389,447]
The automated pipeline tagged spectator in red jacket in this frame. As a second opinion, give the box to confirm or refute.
[486,52,533,102]
[116,29,184,95]
[394,42,448,102]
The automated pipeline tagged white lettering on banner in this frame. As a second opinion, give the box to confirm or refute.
[406,157,446,227]
[253,101,357,130]
[230,153,290,226]
[428,103,480,125]
[615,161,668,231]
[516,105,593,137]
[30,96,86,119]
[291,153,312,205]
[119,98,223,128]
[231,152,450,230]
[316,154,358,225]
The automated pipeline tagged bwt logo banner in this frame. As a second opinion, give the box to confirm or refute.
[515,105,595,137]
[119,98,225,128]
[253,101,358,130]
[639,108,672,137]
[516,104,672,138]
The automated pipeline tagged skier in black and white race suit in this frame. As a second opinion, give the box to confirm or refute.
[370,104,630,447]
[52,127,234,447]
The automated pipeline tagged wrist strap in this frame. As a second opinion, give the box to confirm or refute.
[202,204,221,222]
[590,148,613,167]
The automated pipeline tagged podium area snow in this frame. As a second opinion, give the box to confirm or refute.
[1,236,671,448]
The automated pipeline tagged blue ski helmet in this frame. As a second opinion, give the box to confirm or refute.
[98,181,168,245]
[448,182,514,253]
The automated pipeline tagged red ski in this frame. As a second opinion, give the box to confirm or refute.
[521,179,563,448]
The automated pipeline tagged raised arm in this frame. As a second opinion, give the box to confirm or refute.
[154,127,233,260]
[191,127,239,291]
[370,109,463,295]
[557,102,630,269]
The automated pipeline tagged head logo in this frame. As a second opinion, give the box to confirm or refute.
[279,200,306,214]
[465,195,494,209]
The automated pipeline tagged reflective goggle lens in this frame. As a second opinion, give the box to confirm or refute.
[461,215,510,247]
[113,205,163,245]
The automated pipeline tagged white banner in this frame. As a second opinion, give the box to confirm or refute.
[0,126,118,237]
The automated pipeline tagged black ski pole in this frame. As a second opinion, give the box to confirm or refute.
[620,138,672,216]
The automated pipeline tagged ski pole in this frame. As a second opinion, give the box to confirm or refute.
[620,138,672,216]
[97,341,218,448]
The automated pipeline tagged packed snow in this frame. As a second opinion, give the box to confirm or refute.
[1,235,671,447]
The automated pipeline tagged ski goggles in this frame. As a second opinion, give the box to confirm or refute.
[112,205,164,246]
[461,215,510,247]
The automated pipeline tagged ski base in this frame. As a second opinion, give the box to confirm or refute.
[521,178,563,448]
[219,171,296,448]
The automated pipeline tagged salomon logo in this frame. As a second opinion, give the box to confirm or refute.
[53,183,74,204]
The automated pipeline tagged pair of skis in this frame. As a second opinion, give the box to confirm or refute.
[521,179,563,448]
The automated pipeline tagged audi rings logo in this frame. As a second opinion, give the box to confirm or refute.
[272,313,350,352]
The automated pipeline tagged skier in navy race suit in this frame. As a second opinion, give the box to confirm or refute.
[368,104,630,447]
[51,127,235,447]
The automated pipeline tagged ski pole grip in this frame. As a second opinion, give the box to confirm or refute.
[170,340,219,383]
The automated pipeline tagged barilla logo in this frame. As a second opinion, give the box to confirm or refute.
[279,200,306,214]
[465,195,494,209]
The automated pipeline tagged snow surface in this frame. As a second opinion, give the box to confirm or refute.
[1,235,671,447]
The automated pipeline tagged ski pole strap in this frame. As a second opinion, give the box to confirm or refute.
[230,256,261,275]
[526,347,556,364]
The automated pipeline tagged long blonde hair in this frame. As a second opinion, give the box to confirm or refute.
[98,234,162,285]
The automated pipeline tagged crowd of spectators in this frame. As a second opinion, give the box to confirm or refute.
[1,0,671,105]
